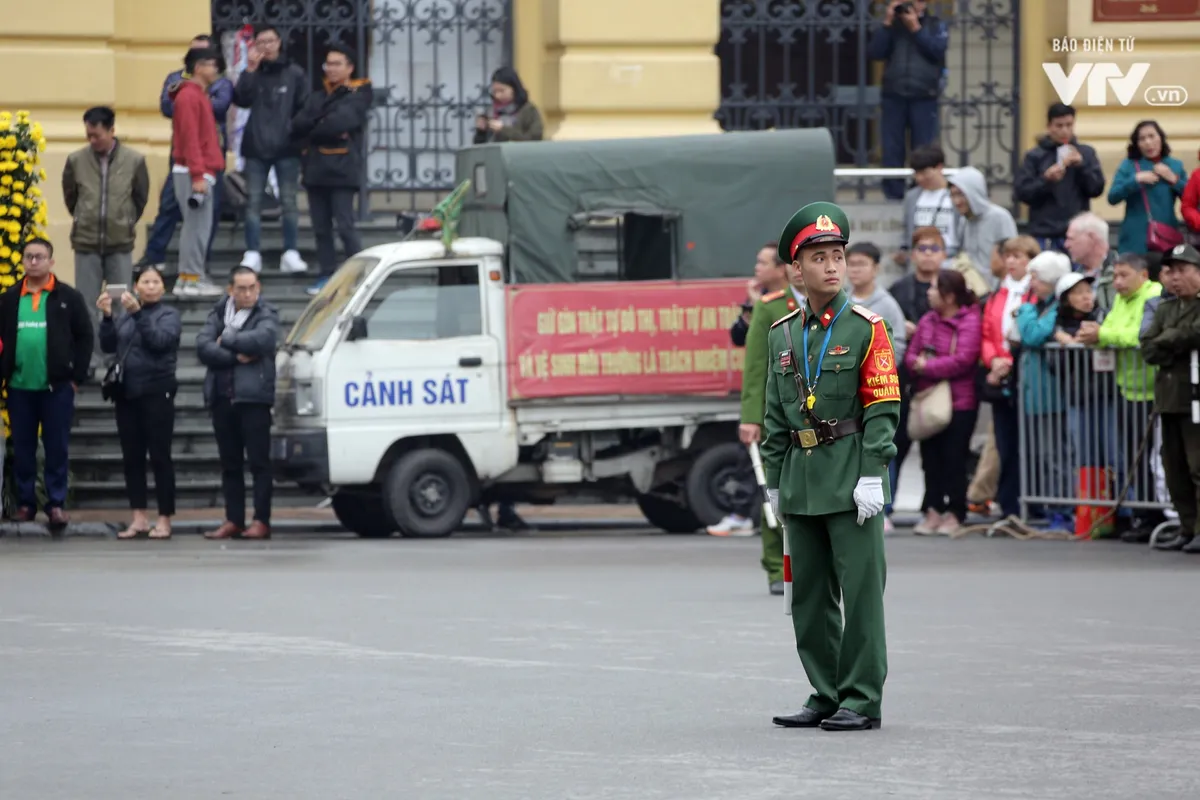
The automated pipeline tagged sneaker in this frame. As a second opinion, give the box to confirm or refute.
[883,516,895,534]
[913,510,944,536]
[192,278,224,297]
[706,514,755,537]
[306,276,330,296]
[240,250,263,272]
[280,249,307,273]
[172,274,197,296]
[936,516,962,536]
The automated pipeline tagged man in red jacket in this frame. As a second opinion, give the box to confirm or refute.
[169,47,226,297]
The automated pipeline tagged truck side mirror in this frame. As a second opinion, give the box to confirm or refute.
[346,315,368,342]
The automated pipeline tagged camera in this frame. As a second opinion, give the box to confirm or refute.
[896,2,914,13]
[188,191,207,209]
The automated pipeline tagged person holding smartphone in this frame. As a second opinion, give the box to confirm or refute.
[97,266,182,539]
[472,67,543,145]
[1013,103,1106,254]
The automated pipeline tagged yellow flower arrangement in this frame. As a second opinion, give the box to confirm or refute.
[0,109,49,439]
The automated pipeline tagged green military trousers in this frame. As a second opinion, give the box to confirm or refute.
[761,518,784,583]
[785,509,888,719]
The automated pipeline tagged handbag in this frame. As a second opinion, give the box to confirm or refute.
[907,330,957,442]
[1138,161,1184,253]
[100,317,136,403]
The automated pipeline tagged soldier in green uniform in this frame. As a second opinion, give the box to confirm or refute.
[761,202,900,732]
[1141,243,1200,554]
[726,242,805,594]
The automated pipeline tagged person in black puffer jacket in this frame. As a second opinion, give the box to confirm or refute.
[232,25,309,275]
[97,265,182,539]
[291,44,372,296]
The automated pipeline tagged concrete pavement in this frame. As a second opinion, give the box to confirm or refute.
[3,532,1194,799]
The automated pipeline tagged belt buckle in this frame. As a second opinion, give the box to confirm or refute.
[797,429,819,449]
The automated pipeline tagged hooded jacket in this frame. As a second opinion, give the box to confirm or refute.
[947,166,1018,287]
[232,57,309,160]
[170,79,225,181]
[161,69,233,151]
[292,78,373,189]
[1013,136,1106,238]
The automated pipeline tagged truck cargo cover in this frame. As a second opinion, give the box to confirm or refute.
[456,129,837,284]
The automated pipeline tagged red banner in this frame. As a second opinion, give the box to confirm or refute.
[505,280,749,400]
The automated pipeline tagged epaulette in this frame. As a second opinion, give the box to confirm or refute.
[347,78,371,90]
[851,304,882,323]
[770,308,801,328]
[760,290,786,303]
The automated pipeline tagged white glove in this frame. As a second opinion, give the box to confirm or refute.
[766,488,780,522]
[853,477,886,526]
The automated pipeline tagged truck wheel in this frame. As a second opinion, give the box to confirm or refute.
[685,442,758,527]
[383,449,471,539]
[331,490,394,539]
[636,493,702,534]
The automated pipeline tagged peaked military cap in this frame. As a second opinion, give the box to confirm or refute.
[778,201,851,264]
[1164,243,1200,268]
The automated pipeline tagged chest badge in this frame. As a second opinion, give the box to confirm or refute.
[827,345,849,356]
[780,351,792,369]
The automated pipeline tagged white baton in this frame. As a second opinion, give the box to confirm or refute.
[749,443,791,616]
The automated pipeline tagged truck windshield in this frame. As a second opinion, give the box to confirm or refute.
[285,255,380,349]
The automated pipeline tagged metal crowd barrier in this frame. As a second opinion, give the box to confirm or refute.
[1015,344,1179,541]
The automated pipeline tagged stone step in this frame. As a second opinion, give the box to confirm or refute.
[72,480,322,510]
[70,422,223,456]
[70,452,289,481]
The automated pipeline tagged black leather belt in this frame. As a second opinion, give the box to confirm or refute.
[790,418,862,448]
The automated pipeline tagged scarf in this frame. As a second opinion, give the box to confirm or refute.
[1000,273,1032,344]
[224,298,252,331]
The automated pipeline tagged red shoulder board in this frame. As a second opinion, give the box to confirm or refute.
[851,304,882,324]
[760,290,786,303]
[858,319,900,408]
[770,308,801,329]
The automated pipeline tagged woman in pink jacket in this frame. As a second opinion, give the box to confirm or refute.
[904,269,984,535]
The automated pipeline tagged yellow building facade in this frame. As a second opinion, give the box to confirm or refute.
[4,0,1198,286]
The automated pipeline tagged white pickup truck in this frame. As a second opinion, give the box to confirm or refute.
[272,237,754,538]
[272,128,836,538]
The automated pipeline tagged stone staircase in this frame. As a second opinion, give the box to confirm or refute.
[70,218,405,510]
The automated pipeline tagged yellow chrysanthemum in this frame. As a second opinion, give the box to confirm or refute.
[36,168,44,179]
[12,193,24,204]
[12,181,23,191]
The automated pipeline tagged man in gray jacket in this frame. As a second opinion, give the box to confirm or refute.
[947,166,1018,293]
[197,266,279,540]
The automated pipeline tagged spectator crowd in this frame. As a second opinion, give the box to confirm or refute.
[717,98,1200,559]
[0,26,547,539]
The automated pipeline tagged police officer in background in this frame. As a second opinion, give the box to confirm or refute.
[1140,243,1200,554]
[763,202,899,732]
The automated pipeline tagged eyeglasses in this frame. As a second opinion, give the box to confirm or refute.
[24,254,49,264]
[915,244,943,254]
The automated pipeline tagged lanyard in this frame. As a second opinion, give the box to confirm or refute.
[802,300,850,394]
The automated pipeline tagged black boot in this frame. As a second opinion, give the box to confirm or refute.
[819,708,881,731]
[772,706,833,728]
[1181,536,1200,554]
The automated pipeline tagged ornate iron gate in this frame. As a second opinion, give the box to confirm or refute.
[211,0,513,210]
[716,0,1021,198]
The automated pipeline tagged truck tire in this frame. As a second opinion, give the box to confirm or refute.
[636,493,702,534]
[684,442,758,527]
[383,449,471,539]
[331,490,394,539]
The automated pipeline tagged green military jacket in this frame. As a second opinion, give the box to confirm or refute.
[1141,294,1200,414]
[762,289,901,516]
[740,287,802,425]
[62,140,150,255]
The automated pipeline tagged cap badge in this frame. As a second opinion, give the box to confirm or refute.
[815,215,836,232]
[1174,244,1186,255]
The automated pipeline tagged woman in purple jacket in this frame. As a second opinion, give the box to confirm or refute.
[904,269,984,535]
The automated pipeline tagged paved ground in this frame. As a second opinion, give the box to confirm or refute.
[3,530,1196,800]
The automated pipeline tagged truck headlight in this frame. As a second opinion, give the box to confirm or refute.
[293,380,320,416]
